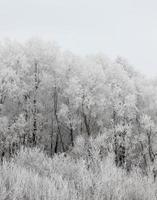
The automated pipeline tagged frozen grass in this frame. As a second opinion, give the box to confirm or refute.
[0,136,157,200]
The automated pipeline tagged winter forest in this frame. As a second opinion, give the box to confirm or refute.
[1,38,157,199]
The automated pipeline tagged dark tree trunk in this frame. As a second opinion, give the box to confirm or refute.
[32,62,39,146]
[54,133,59,153]
[50,117,54,156]
[147,129,155,163]
[54,87,65,152]
[113,110,118,166]
[70,123,74,147]
[83,113,91,136]
[1,151,5,163]
[136,114,148,173]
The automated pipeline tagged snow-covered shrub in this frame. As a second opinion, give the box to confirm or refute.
[1,138,157,200]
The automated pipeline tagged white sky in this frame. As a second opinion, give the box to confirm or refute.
[0,0,157,77]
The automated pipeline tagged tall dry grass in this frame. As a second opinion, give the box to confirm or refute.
[0,135,157,200]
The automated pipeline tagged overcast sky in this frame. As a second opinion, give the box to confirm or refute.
[0,0,157,77]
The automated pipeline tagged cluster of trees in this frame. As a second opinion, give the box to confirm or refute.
[0,38,157,173]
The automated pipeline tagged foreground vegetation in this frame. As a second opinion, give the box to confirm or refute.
[0,135,157,200]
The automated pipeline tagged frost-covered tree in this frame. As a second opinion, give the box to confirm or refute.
[0,38,157,174]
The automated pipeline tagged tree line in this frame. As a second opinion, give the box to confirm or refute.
[0,38,157,174]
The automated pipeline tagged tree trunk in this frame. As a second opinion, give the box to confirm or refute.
[113,110,118,166]
[70,123,74,147]
[50,117,54,156]
[147,129,155,163]
[54,133,59,153]
[83,112,91,136]
[54,87,65,152]
[32,62,39,146]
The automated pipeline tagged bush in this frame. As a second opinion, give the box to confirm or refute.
[0,161,69,200]
[0,138,157,200]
